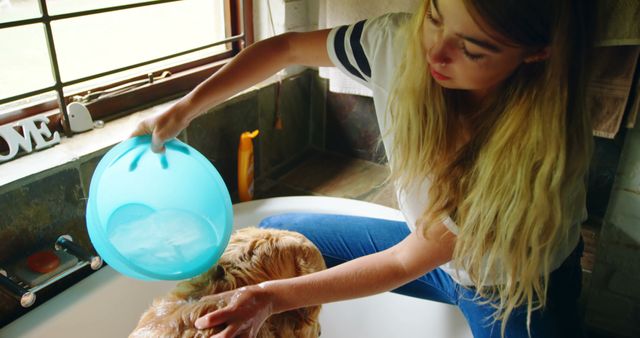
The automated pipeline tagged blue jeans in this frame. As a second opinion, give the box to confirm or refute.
[259,213,586,338]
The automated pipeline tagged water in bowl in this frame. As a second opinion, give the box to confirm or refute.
[106,204,219,276]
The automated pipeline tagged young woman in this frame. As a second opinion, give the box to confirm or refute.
[132,0,593,337]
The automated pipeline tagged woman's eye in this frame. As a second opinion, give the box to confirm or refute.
[426,10,441,26]
[461,44,484,61]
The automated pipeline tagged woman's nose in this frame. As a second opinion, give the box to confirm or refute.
[428,35,452,66]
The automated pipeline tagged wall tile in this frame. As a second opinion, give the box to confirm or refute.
[0,169,90,264]
[0,168,91,324]
[258,73,311,177]
[587,290,637,335]
[587,137,623,220]
[257,83,278,177]
[325,92,387,164]
[78,151,106,199]
[587,125,640,336]
[608,269,640,302]
[310,72,327,150]
[187,92,259,198]
[612,132,640,188]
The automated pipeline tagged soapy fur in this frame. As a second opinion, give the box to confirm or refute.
[130,227,326,338]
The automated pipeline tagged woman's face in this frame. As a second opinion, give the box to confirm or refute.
[422,0,535,100]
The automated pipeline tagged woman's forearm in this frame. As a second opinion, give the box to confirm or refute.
[181,30,332,122]
[264,228,455,314]
[130,30,332,153]
[266,248,410,313]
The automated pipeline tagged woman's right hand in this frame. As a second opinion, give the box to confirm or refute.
[195,284,275,338]
[130,98,194,153]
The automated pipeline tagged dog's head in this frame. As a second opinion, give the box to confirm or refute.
[130,227,326,338]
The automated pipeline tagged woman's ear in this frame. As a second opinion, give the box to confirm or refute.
[524,47,551,63]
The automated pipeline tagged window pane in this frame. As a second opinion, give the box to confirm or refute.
[51,0,227,83]
[0,0,41,24]
[48,0,157,16]
[0,91,57,116]
[63,46,227,96]
[0,24,54,100]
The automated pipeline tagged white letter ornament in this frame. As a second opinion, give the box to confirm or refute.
[0,116,61,163]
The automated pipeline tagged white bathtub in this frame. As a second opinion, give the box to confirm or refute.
[1,196,473,338]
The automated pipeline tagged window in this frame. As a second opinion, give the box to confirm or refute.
[0,0,252,135]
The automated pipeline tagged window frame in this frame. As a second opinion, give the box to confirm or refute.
[0,0,253,137]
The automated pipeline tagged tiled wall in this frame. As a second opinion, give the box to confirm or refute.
[325,92,386,164]
[586,124,640,337]
[0,70,322,327]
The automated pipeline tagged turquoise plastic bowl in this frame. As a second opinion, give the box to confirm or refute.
[86,136,233,280]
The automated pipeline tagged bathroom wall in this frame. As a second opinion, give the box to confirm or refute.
[0,71,323,327]
[324,92,386,163]
[586,123,640,338]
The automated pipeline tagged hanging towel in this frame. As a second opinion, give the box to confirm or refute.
[588,46,639,139]
[595,0,640,46]
[589,0,640,138]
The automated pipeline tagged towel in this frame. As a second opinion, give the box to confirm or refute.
[588,46,640,138]
[595,0,640,46]
[589,0,640,138]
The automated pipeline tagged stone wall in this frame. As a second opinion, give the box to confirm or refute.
[586,124,640,337]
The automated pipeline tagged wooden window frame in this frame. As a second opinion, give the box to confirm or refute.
[0,0,253,138]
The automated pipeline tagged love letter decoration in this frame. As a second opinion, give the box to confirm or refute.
[0,116,61,163]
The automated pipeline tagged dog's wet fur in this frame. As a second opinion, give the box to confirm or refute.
[130,227,326,338]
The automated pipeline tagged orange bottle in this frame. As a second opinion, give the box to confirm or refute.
[238,130,259,202]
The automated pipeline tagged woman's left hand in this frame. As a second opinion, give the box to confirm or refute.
[195,285,274,338]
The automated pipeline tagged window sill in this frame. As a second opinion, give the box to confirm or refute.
[0,100,172,189]
[0,72,295,189]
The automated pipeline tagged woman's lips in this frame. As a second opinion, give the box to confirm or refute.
[430,68,451,81]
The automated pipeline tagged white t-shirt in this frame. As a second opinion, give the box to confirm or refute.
[325,13,586,285]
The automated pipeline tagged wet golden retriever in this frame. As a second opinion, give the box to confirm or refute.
[130,227,326,338]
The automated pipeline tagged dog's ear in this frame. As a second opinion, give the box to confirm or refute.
[212,264,226,279]
[287,306,322,338]
[295,242,327,276]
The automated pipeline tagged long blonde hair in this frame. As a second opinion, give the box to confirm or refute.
[387,0,592,336]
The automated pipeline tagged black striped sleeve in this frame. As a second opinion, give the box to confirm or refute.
[332,19,372,82]
[350,20,371,78]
